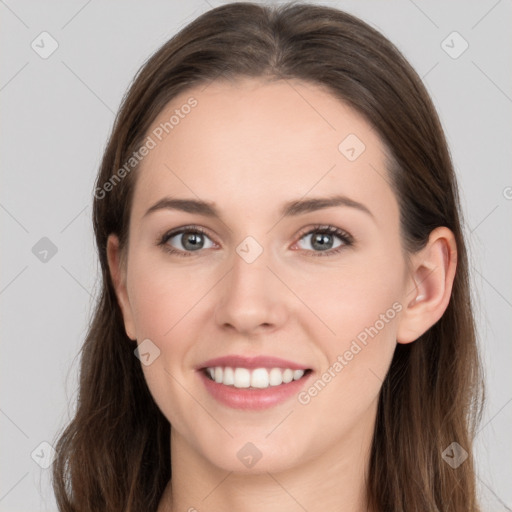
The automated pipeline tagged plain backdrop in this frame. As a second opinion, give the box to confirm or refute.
[1,1,511,510]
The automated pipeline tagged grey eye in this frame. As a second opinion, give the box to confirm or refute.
[167,231,215,252]
[297,231,344,252]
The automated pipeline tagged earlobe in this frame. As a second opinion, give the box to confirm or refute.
[397,227,457,344]
[106,234,137,341]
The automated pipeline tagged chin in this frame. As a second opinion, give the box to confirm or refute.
[194,432,307,474]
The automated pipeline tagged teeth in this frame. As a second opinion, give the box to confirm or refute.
[251,368,269,388]
[233,368,251,388]
[223,367,234,386]
[282,369,293,383]
[269,368,283,386]
[205,366,307,389]
[293,369,305,380]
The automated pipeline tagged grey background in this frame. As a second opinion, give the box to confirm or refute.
[1,1,511,510]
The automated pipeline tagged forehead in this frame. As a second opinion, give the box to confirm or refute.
[131,77,396,223]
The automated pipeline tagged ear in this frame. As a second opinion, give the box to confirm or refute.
[107,234,137,341]
[396,226,457,344]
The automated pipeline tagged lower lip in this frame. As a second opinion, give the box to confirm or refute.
[198,370,312,410]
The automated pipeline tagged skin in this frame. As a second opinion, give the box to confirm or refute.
[107,77,457,512]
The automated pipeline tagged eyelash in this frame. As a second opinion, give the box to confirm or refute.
[156,224,354,258]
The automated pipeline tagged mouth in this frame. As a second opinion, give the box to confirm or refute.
[196,355,313,410]
[202,366,313,389]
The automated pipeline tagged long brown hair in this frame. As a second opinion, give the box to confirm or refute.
[52,2,484,510]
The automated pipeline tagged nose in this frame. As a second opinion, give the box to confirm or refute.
[214,246,289,336]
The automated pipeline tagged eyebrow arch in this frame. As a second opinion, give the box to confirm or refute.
[281,195,374,219]
[143,194,374,220]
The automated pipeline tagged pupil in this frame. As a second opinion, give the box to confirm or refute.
[312,233,333,251]
[182,233,203,251]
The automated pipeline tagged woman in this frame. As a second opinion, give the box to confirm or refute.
[52,2,484,511]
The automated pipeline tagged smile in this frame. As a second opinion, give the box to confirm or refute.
[204,366,310,389]
[197,355,313,409]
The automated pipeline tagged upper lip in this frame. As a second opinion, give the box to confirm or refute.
[197,355,311,371]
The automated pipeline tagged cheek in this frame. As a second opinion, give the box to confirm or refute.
[126,257,211,424]
[295,275,400,435]
[127,255,213,339]
[292,251,403,343]
[291,251,402,397]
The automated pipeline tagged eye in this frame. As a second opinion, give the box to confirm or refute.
[294,225,353,256]
[158,226,216,256]
[157,224,353,258]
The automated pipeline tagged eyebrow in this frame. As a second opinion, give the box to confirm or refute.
[143,194,374,220]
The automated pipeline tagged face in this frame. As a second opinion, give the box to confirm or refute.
[109,77,417,474]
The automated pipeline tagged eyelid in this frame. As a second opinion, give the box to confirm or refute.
[157,223,354,257]
[291,224,354,256]
[295,224,353,244]
[158,224,217,246]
